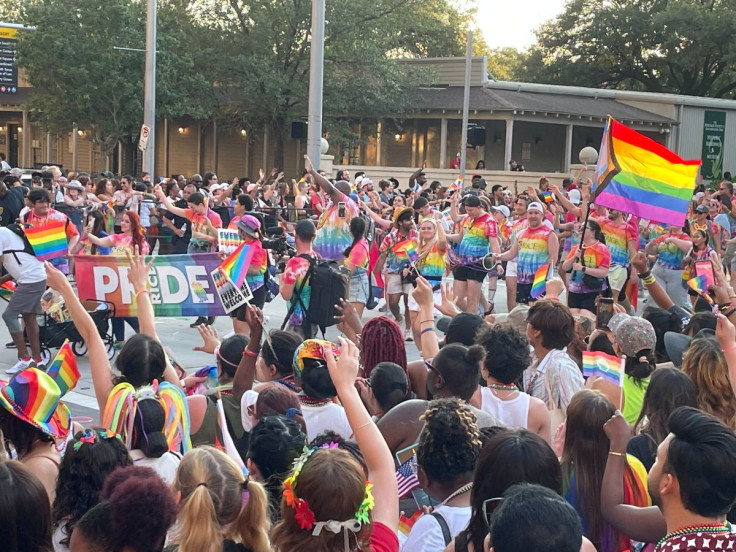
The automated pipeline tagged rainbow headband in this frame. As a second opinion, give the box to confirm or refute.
[283,444,374,548]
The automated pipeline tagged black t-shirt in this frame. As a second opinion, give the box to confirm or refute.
[163,198,192,240]
[626,434,656,472]
[0,187,25,227]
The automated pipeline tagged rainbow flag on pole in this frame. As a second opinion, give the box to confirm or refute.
[582,350,624,386]
[46,340,80,395]
[592,117,700,227]
[218,242,255,289]
[24,220,68,261]
[530,263,549,299]
[394,239,419,263]
[687,275,714,305]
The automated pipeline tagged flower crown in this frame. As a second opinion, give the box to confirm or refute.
[282,444,374,531]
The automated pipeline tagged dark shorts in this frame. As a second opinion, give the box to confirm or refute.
[230,285,267,321]
[616,266,631,302]
[516,283,534,304]
[453,265,486,283]
[567,291,599,313]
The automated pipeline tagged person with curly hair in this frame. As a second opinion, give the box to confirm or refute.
[680,337,736,430]
[475,324,551,443]
[52,429,132,551]
[70,466,178,552]
[402,398,483,552]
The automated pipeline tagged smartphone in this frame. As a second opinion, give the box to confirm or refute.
[338,201,346,218]
[694,260,715,288]
[596,297,615,329]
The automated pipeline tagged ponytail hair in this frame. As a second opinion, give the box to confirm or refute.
[625,349,655,384]
[343,216,366,258]
[131,398,169,459]
[229,478,271,552]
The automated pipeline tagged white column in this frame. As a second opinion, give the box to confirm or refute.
[564,123,573,173]
[163,118,169,177]
[46,132,52,164]
[117,141,123,175]
[504,118,514,169]
[212,119,218,174]
[72,124,78,171]
[376,121,382,166]
[440,118,448,168]
[411,123,418,167]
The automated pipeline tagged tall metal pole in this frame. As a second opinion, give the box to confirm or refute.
[307,0,325,172]
[459,30,473,184]
[142,0,156,175]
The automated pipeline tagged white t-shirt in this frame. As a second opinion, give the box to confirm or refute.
[302,402,352,441]
[401,505,472,552]
[0,227,47,284]
[129,449,181,485]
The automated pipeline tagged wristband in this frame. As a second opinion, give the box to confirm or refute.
[637,271,651,280]
[608,451,625,457]
[242,348,258,358]
[642,275,656,286]
[421,327,435,335]
[719,302,733,312]
[722,343,736,353]
[135,289,151,300]
[545,295,560,302]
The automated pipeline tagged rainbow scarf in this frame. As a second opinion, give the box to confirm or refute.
[46,340,80,395]
[24,219,68,261]
[218,242,255,288]
[530,263,549,299]
[395,239,419,263]
[592,117,700,227]
[687,275,714,305]
[582,351,624,386]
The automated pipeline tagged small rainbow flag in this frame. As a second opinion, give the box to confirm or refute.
[218,242,255,289]
[450,176,462,191]
[530,263,550,299]
[24,220,69,261]
[583,350,624,386]
[0,281,16,299]
[395,239,419,263]
[398,511,423,536]
[687,275,714,305]
[540,191,555,204]
[46,340,80,395]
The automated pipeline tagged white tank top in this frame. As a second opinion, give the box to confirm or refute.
[480,387,531,430]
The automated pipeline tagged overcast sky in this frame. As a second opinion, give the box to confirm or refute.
[476,0,567,50]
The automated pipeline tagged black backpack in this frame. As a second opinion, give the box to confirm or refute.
[282,254,348,338]
[4,214,38,263]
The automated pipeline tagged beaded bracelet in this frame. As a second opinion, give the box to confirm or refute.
[719,302,733,312]
[242,348,258,358]
[421,327,435,335]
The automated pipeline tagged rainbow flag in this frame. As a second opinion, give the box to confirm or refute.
[582,350,624,386]
[0,281,16,299]
[687,275,714,305]
[450,177,462,191]
[46,340,80,395]
[218,242,255,289]
[398,511,423,536]
[23,220,68,261]
[540,191,555,204]
[592,117,700,227]
[530,263,549,299]
[395,239,419,263]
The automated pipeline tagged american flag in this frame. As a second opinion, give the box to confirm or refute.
[396,455,420,498]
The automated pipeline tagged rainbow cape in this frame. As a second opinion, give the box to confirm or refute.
[582,350,624,386]
[218,242,255,288]
[687,275,714,305]
[530,263,549,299]
[46,340,80,395]
[24,220,68,261]
[591,117,700,227]
[394,239,419,263]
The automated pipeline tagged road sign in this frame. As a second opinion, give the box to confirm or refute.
[138,124,150,151]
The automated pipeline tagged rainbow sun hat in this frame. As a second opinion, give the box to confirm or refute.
[0,367,76,438]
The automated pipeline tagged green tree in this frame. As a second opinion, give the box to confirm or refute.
[194,0,477,167]
[16,0,211,171]
[486,47,526,81]
[522,0,736,98]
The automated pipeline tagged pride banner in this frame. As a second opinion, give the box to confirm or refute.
[75,254,227,317]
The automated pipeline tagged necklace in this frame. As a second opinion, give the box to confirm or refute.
[487,383,518,392]
[655,523,729,550]
[439,483,474,507]
[298,394,333,408]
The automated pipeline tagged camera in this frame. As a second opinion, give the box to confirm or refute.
[262,227,296,272]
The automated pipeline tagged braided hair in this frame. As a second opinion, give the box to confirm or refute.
[416,398,482,486]
[361,316,407,378]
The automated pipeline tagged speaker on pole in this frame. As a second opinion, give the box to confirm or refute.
[467,127,486,147]
[291,121,308,140]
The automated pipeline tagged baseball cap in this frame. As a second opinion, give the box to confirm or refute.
[463,194,482,208]
[492,205,510,218]
[236,214,261,236]
[246,183,259,193]
[439,313,486,346]
[695,204,709,214]
[608,313,657,357]
[568,189,582,205]
[527,201,544,213]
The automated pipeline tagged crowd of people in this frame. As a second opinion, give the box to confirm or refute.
[2,157,736,552]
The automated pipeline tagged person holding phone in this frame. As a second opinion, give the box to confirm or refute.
[681,228,723,307]
[561,220,611,318]
[646,225,692,309]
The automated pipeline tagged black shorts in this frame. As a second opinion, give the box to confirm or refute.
[516,283,533,304]
[567,291,599,313]
[453,265,486,282]
[230,285,267,321]
[617,266,631,302]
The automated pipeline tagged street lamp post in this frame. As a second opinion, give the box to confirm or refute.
[307,0,325,172]
[142,0,156,175]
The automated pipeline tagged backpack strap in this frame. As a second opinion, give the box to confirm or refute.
[430,512,452,546]
[280,254,316,334]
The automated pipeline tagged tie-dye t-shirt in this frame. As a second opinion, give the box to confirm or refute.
[313,192,360,261]
[108,233,151,257]
[653,233,691,270]
[184,208,223,250]
[600,219,637,268]
[456,213,498,264]
[283,254,314,326]
[245,240,267,291]
[565,242,612,294]
[417,243,447,281]
[346,238,370,275]
[380,229,418,274]
[516,225,554,284]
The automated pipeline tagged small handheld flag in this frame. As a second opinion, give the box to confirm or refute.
[530,264,550,299]
[0,281,16,299]
[394,239,419,264]
[540,191,555,204]
[582,351,624,386]
[450,177,462,191]
[218,242,255,289]
[687,275,714,305]
[24,220,69,261]
[46,340,80,395]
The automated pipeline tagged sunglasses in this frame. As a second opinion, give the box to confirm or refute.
[482,497,504,528]
[425,360,443,381]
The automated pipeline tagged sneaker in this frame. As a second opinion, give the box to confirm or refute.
[113,341,124,350]
[404,329,414,342]
[6,357,35,375]
[190,316,207,328]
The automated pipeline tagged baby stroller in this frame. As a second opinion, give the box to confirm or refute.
[38,299,117,361]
